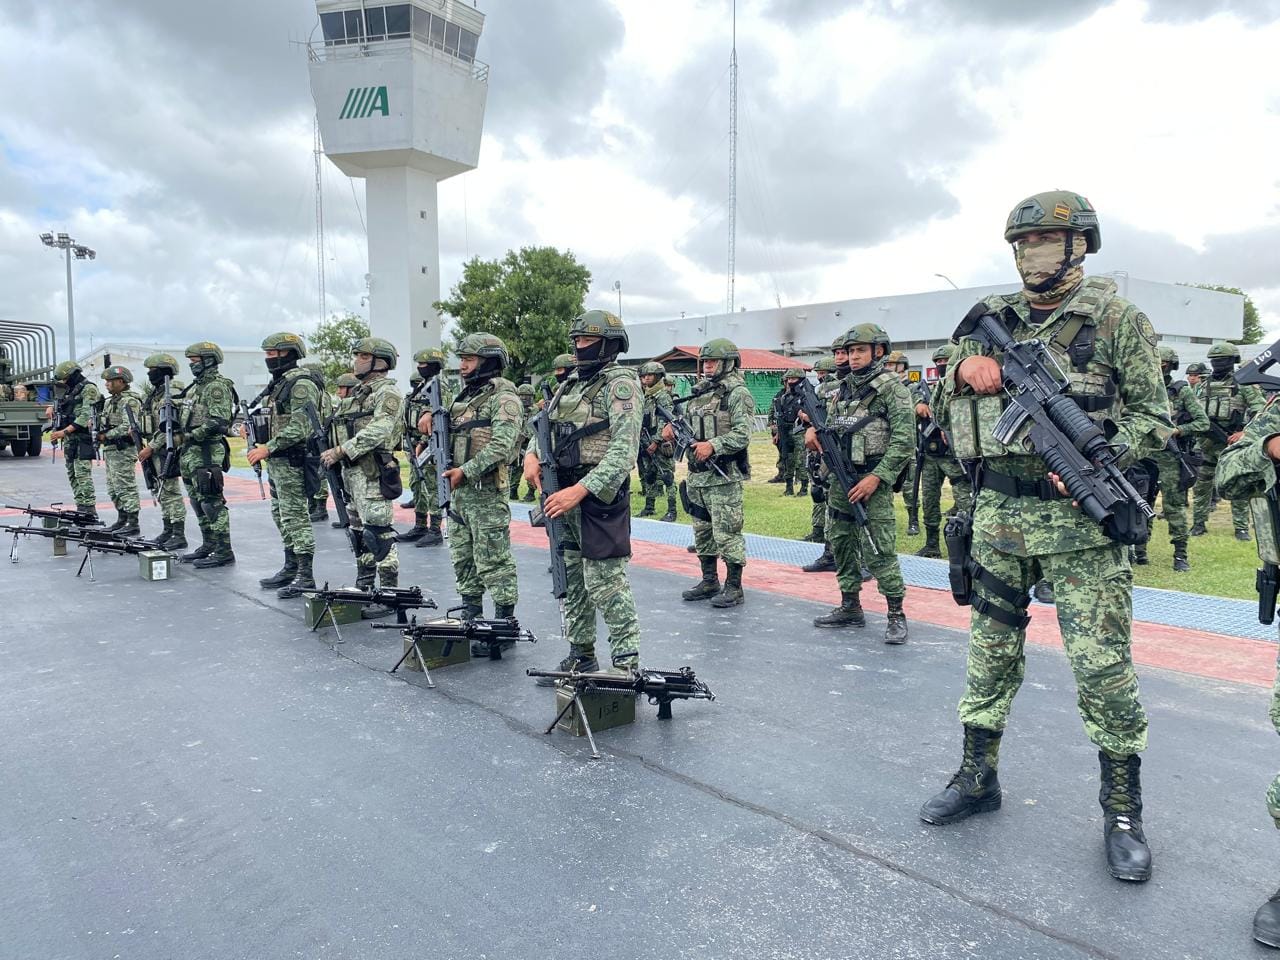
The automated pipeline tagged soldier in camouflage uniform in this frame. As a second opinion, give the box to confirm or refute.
[301,363,332,523]
[801,357,840,572]
[527,310,643,678]
[1148,347,1208,571]
[673,338,754,609]
[48,361,101,515]
[97,365,144,537]
[1192,341,1264,540]
[885,350,921,535]
[767,370,807,495]
[550,353,575,386]
[136,354,187,548]
[510,383,537,502]
[1186,361,1207,394]
[320,337,404,617]
[434,334,523,625]
[248,333,324,599]
[920,190,1167,884]
[397,348,450,547]
[638,360,678,522]
[1213,389,1280,947]
[914,344,973,559]
[329,373,359,530]
[805,324,912,641]
[177,342,238,568]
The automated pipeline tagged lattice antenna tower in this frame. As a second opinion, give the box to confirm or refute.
[313,113,327,324]
[726,0,738,315]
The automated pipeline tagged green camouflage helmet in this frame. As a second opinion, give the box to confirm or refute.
[53,360,81,381]
[933,344,956,363]
[638,361,666,378]
[700,338,740,362]
[1185,362,1208,376]
[885,350,908,366]
[336,372,359,388]
[1004,190,1101,253]
[813,356,837,373]
[1207,341,1241,362]
[302,362,325,374]
[833,323,892,353]
[185,341,224,364]
[783,367,806,380]
[414,347,446,366]
[569,310,629,352]
[102,364,133,383]
[1159,347,1180,368]
[144,353,180,372]
[410,373,424,384]
[351,336,397,369]
[261,331,307,357]
[517,383,535,399]
[456,332,508,368]
[553,353,576,370]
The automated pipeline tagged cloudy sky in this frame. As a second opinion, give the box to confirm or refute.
[1,0,1278,361]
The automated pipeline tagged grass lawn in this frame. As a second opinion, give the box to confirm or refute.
[230,434,1263,602]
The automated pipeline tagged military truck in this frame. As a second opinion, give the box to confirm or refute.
[0,321,56,458]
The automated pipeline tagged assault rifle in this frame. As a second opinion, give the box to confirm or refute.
[421,377,453,524]
[524,665,716,759]
[375,613,536,683]
[911,380,932,507]
[240,387,269,500]
[158,376,180,481]
[797,380,878,553]
[402,378,426,488]
[654,403,728,479]
[529,379,570,640]
[954,303,1153,545]
[88,399,103,462]
[301,401,360,556]
[125,405,161,506]
[302,582,437,643]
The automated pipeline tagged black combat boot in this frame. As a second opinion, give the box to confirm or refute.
[767,471,785,483]
[798,478,808,496]
[813,591,864,628]
[660,496,677,522]
[154,519,173,548]
[397,513,430,542]
[1131,542,1149,565]
[105,510,127,533]
[1254,890,1280,948]
[885,595,908,644]
[180,530,213,563]
[802,545,836,573]
[639,497,656,517]
[166,521,188,550]
[1189,522,1207,537]
[361,570,399,620]
[682,556,721,601]
[1237,527,1253,541]
[309,502,329,522]
[116,511,140,538]
[355,563,376,592]
[783,480,795,496]
[476,601,518,656]
[277,552,315,599]
[535,646,599,686]
[916,526,941,559]
[416,516,443,547]
[711,563,745,608]
[1031,579,1055,604]
[920,726,1003,825]
[1099,751,1152,882]
[78,505,98,522]
[331,514,350,529]
[460,595,484,620]
[522,487,535,503]
[1172,539,1189,572]
[803,523,824,543]
[193,532,235,568]
[907,507,920,536]
[259,548,297,588]
[686,543,697,553]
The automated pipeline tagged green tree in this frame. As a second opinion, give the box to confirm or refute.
[308,312,370,382]
[436,246,591,383]
[1190,284,1262,345]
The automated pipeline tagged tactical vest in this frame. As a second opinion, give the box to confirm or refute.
[686,382,737,442]
[449,378,516,467]
[142,380,184,436]
[949,276,1126,460]
[266,369,323,437]
[57,381,99,458]
[1203,377,1245,428]
[100,392,138,449]
[829,370,896,466]
[180,374,236,436]
[551,367,635,469]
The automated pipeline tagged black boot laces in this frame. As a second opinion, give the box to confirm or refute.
[1101,756,1142,830]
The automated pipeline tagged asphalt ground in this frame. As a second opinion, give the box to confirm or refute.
[2,451,1279,960]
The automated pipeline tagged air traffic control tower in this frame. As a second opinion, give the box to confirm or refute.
[308,1,488,379]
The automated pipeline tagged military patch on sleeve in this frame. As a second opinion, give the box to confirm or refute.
[1130,311,1158,347]
[206,383,228,402]
[613,381,634,402]
[379,395,400,417]
[500,397,523,419]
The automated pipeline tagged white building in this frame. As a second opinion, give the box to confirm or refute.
[626,275,1246,379]
[76,343,272,399]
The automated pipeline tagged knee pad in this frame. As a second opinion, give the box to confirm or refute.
[362,524,395,562]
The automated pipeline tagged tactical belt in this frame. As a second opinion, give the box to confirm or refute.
[978,467,1066,502]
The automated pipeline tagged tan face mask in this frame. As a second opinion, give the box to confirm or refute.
[1014,233,1087,304]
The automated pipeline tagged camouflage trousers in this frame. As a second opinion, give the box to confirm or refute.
[179,444,231,540]
[1269,642,1280,825]
[919,455,971,530]
[104,447,140,514]
[409,459,441,516]
[158,476,186,523]
[958,537,1148,757]
[774,436,805,484]
[62,452,96,509]
[828,481,903,598]
[810,472,828,530]
[1149,449,1190,543]
[1193,444,1250,533]
[561,503,640,663]
[342,464,397,586]
[449,484,517,606]
[267,459,316,556]
[900,457,918,513]
[639,451,676,501]
[688,479,746,567]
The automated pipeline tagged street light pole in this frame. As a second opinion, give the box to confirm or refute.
[39,231,96,363]
[613,280,622,319]
[64,246,75,364]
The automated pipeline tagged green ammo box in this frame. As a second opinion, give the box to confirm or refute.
[554,684,636,737]
[401,621,472,672]
[137,550,173,581]
[304,596,363,630]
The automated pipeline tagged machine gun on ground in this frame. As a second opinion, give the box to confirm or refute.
[3,502,103,529]
[1,522,162,577]
[524,665,716,759]
[375,612,536,684]
[302,401,360,556]
[528,380,570,640]
[797,380,878,554]
[302,582,437,643]
[125,406,160,506]
[954,303,1154,546]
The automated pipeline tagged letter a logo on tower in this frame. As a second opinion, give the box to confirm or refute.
[340,86,391,120]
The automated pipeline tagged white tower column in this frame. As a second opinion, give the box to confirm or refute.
[366,166,439,372]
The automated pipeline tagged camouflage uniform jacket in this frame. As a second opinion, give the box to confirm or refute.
[180,369,235,446]
[452,377,522,484]
[683,371,754,488]
[935,279,1170,555]
[143,378,185,453]
[1166,377,1208,439]
[823,361,914,511]
[641,382,674,449]
[264,368,322,457]
[335,375,403,463]
[100,389,143,448]
[1216,396,1280,506]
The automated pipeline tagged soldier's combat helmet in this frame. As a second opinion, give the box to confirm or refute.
[53,360,82,382]
[833,323,892,354]
[699,338,741,381]
[1185,361,1208,377]
[144,353,179,372]
[1004,190,1101,253]
[932,344,956,364]
[102,364,133,384]
[517,383,535,399]
[414,346,446,380]
[185,341,223,378]
[1207,340,1241,376]
[783,367,806,381]
[261,331,306,376]
[639,360,666,380]
[885,350,909,372]
[456,332,508,383]
[552,353,576,383]
[1159,347,1180,369]
[409,373,424,385]
[813,356,837,374]
[336,372,359,389]
[351,336,398,377]
[570,310,628,377]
